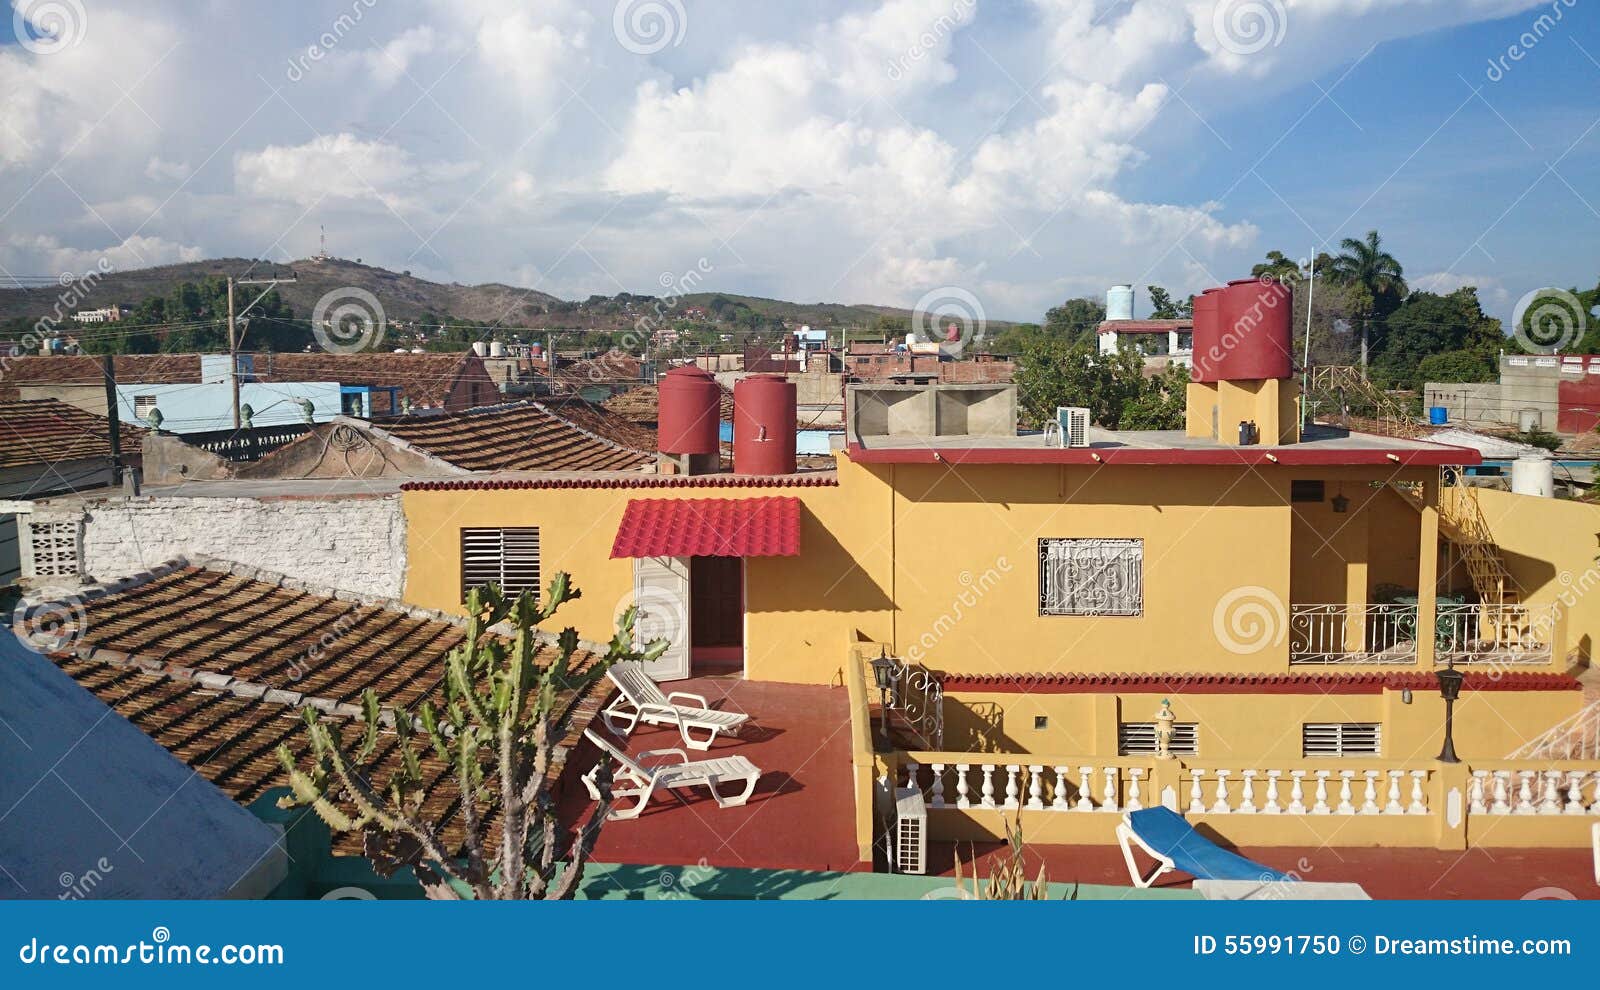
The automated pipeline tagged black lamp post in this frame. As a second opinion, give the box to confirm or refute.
[870,647,897,751]
[1435,657,1465,764]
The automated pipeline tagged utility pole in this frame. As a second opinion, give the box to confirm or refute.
[228,272,299,429]
[1301,249,1315,432]
[227,276,239,429]
[101,352,122,486]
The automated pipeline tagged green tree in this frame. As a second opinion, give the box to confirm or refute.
[1416,349,1495,385]
[1015,337,1144,430]
[1042,297,1105,342]
[1120,363,1189,430]
[277,573,667,900]
[1370,288,1500,389]
[1327,230,1407,369]
[1146,286,1191,320]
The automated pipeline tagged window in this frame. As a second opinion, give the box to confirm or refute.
[1302,723,1381,757]
[1038,538,1143,616]
[460,527,540,601]
[132,395,158,421]
[1119,722,1198,756]
[1290,480,1325,503]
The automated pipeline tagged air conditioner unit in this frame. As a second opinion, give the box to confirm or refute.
[893,787,927,875]
[1056,406,1090,448]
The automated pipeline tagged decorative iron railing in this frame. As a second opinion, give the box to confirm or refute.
[1289,603,1554,666]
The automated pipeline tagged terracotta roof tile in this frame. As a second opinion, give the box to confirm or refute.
[43,565,611,856]
[610,496,801,558]
[0,397,144,470]
[601,383,735,425]
[378,401,653,472]
[254,351,479,410]
[0,355,200,398]
[939,671,1580,694]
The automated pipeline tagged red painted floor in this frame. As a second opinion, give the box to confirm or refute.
[941,841,1599,900]
[561,676,865,873]
[561,676,1596,900]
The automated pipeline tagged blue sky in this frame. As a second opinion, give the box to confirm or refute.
[1,1,1595,328]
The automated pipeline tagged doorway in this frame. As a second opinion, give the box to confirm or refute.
[690,555,744,672]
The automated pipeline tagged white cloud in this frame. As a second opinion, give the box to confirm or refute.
[0,0,1569,321]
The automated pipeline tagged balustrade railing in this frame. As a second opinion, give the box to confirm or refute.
[1184,766,1429,815]
[1434,603,1553,666]
[901,756,1153,813]
[1468,767,1600,815]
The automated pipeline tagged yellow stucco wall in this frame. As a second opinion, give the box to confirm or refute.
[941,686,1576,762]
[1471,487,1600,665]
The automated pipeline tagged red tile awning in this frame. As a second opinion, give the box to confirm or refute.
[610,497,801,558]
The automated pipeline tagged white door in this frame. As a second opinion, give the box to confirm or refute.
[632,555,691,682]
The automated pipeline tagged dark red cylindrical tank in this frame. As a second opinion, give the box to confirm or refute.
[657,366,721,455]
[733,375,797,476]
[1191,287,1224,383]
[1214,277,1293,381]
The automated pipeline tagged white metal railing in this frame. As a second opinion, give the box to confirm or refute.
[1508,702,1600,761]
[1290,604,1418,665]
[1185,767,1429,815]
[1289,603,1555,666]
[1434,603,1553,666]
[1469,768,1600,815]
[901,757,1152,813]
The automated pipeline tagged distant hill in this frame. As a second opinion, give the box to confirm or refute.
[0,257,563,325]
[0,257,1019,334]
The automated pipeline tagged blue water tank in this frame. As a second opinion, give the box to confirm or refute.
[1428,406,1448,426]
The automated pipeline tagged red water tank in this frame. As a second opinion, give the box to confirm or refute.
[657,366,721,455]
[1214,277,1293,381]
[733,375,797,476]
[1191,287,1224,383]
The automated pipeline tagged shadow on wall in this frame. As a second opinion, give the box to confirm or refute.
[746,511,894,617]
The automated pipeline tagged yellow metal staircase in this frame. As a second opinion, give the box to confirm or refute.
[1387,478,1519,609]
[1305,365,1425,439]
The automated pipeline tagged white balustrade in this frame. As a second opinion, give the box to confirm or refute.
[1238,771,1256,815]
[1051,766,1070,811]
[1003,765,1020,810]
[1027,765,1044,811]
[1467,768,1599,816]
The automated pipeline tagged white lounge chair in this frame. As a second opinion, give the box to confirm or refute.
[581,729,762,821]
[601,660,750,751]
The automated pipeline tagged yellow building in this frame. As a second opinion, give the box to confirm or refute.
[400,374,1598,855]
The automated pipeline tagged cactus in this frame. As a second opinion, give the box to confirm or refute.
[276,572,667,899]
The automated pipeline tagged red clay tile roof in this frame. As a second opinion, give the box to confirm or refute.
[538,394,659,450]
[254,351,480,410]
[0,397,144,470]
[38,563,611,856]
[601,383,734,426]
[939,671,1580,694]
[0,354,200,399]
[556,349,644,385]
[401,473,837,491]
[610,496,801,558]
[377,401,653,472]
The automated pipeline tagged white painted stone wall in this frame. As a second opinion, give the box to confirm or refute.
[69,495,406,597]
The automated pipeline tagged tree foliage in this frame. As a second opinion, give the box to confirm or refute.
[1146,285,1191,320]
[1042,297,1105,343]
[1371,288,1501,389]
[277,573,667,900]
[1015,337,1185,431]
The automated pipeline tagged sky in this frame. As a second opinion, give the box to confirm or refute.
[1,0,1596,328]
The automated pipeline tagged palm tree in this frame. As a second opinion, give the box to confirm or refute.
[1327,230,1407,370]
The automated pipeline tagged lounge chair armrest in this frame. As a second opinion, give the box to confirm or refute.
[665,691,710,709]
[637,748,691,766]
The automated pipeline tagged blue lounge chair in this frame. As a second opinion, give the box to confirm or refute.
[1117,807,1291,889]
